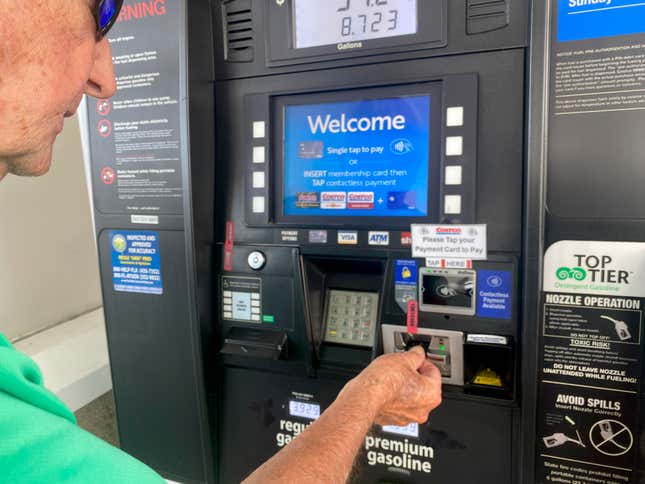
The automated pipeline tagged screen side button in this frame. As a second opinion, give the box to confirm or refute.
[253,146,265,163]
[252,171,265,188]
[445,166,463,185]
[252,121,266,139]
[446,107,464,127]
[444,195,462,215]
[252,196,265,214]
[446,137,464,157]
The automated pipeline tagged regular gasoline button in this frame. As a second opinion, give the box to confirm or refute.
[247,251,266,271]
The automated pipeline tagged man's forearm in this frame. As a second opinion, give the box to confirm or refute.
[242,380,381,484]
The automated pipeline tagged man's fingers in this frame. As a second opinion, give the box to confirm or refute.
[402,346,426,369]
[418,359,442,380]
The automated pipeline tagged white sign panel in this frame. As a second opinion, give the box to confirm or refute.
[544,241,645,297]
[411,225,487,260]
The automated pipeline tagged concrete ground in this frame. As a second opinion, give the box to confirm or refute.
[75,391,120,448]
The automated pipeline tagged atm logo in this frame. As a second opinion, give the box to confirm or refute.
[368,232,390,246]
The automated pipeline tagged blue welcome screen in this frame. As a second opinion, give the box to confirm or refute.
[283,96,431,218]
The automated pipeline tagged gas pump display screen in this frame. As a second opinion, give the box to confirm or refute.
[282,95,431,218]
[293,0,418,49]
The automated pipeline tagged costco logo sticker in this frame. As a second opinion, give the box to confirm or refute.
[321,192,346,209]
[338,232,358,245]
[436,227,463,235]
[369,232,390,246]
[348,192,374,209]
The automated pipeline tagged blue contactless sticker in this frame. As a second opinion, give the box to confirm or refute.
[395,260,418,287]
[558,0,645,42]
[110,231,163,295]
[476,270,512,320]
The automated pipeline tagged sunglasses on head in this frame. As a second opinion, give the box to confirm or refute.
[96,0,124,38]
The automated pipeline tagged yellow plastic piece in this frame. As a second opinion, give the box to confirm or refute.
[472,368,503,387]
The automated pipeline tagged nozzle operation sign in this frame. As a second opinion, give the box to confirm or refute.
[537,241,645,483]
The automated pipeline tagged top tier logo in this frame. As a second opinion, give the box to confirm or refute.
[543,241,645,297]
[558,255,630,284]
[307,113,406,134]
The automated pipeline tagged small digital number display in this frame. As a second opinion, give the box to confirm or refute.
[293,0,418,49]
[289,400,321,420]
[382,422,420,438]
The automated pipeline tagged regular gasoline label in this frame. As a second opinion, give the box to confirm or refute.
[537,241,644,483]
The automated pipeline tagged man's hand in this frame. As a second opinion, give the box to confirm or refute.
[342,346,442,427]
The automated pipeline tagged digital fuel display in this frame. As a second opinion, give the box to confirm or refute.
[289,400,321,420]
[293,0,418,49]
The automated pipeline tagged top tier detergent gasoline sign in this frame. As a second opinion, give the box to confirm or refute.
[536,241,644,483]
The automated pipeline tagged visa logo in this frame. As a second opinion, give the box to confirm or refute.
[338,232,358,245]
[368,232,390,246]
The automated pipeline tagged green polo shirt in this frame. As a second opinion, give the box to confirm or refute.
[0,332,164,483]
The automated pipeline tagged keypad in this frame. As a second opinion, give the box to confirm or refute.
[324,290,379,348]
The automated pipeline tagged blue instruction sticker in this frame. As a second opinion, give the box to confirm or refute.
[110,231,163,295]
[476,270,512,320]
[395,260,418,286]
[558,0,645,42]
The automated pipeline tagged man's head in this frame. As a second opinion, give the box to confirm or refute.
[0,1,119,181]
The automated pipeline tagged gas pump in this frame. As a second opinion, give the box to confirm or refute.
[211,1,525,481]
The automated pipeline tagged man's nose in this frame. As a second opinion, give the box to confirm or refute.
[84,38,117,99]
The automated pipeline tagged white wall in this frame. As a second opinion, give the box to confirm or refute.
[0,116,102,341]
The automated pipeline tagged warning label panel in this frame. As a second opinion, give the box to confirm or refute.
[536,241,643,483]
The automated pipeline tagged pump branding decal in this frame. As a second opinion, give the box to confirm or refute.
[544,241,640,296]
[476,270,512,320]
[110,231,163,295]
[536,241,644,483]
[558,0,645,42]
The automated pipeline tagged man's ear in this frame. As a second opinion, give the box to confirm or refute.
[84,38,116,99]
